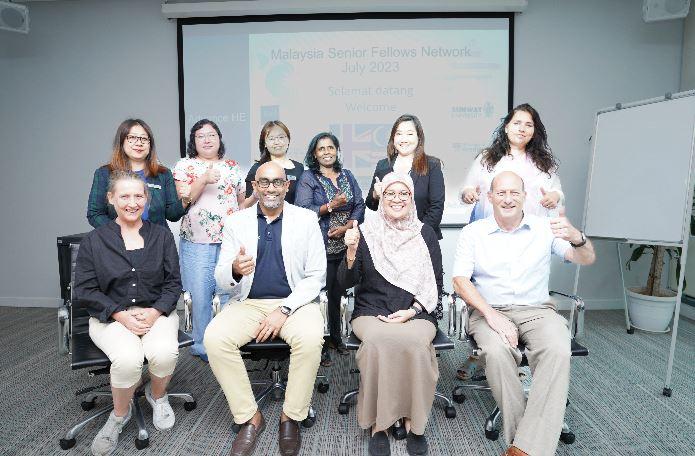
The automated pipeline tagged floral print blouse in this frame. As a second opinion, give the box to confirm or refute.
[173,158,244,243]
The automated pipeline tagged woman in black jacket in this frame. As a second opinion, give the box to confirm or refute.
[75,170,182,456]
[365,114,445,239]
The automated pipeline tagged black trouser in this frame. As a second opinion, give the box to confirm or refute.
[326,252,345,346]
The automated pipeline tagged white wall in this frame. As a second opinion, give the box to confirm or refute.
[0,0,684,308]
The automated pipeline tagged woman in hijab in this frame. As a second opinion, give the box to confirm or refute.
[338,172,442,456]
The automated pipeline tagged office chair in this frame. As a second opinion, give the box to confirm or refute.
[337,291,457,440]
[448,291,588,444]
[208,291,330,433]
[56,234,197,451]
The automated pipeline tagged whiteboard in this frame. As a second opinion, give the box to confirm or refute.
[583,95,695,243]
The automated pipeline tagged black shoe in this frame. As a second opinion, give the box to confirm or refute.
[406,431,428,455]
[368,431,391,456]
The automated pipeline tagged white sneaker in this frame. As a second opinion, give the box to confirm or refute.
[145,384,175,431]
[91,406,131,456]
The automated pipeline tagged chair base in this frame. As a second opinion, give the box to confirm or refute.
[452,384,574,444]
[338,386,456,419]
[59,379,196,451]
[233,360,326,432]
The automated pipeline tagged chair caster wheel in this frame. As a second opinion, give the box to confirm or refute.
[453,392,465,404]
[627,327,634,334]
[81,400,95,411]
[184,400,197,411]
[485,429,499,441]
[560,431,575,444]
[232,423,241,433]
[317,382,329,393]
[135,438,149,450]
[444,406,457,419]
[301,416,316,428]
[663,387,672,397]
[391,425,407,440]
[338,403,349,415]
[59,438,76,450]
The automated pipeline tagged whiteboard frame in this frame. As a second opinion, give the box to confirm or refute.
[578,90,695,395]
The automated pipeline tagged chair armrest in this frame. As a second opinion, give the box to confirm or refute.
[57,303,70,355]
[183,291,193,333]
[549,290,585,340]
[318,290,329,337]
[341,290,353,339]
[447,292,469,342]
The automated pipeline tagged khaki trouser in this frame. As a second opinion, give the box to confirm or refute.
[89,310,180,388]
[204,298,324,424]
[469,305,571,456]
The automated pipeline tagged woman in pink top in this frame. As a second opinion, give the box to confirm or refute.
[173,119,250,361]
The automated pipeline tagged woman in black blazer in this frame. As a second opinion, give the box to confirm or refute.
[365,114,445,239]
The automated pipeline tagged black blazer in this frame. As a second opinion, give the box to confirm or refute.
[365,156,445,239]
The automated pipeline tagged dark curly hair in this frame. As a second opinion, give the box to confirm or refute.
[480,103,558,176]
[186,119,225,159]
[304,132,342,173]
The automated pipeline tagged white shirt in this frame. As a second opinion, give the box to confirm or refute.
[452,214,571,307]
[214,202,327,313]
[460,153,564,218]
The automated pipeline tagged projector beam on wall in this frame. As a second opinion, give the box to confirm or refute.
[162,0,529,19]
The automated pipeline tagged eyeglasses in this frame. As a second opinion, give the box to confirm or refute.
[195,133,219,141]
[255,178,287,188]
[383,190,412,201]
[266,135,288,143]
[126,135,150,145]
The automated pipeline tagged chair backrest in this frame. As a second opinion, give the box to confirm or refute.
[68,242,92,336]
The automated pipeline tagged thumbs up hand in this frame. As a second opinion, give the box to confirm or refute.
[232,244,255,276]
[461,185,481,204]
[344,220,360,256]
[539,187,560,209]
[550,207,581,243]
[372,176,383,200]
[204,162,221,184]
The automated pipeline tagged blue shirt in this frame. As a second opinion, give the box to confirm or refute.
[248,206,292,299]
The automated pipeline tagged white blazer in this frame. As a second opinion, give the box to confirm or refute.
[214,202,327,313]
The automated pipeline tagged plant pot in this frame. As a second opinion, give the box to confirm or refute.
[625,287,677,333]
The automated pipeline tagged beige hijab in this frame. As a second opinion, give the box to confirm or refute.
[360,172,438,313]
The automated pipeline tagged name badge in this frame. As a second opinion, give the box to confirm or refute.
[287,175,297,181]
[147,183,162,189]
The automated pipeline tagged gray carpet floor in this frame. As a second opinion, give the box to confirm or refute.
[1,307,693,456]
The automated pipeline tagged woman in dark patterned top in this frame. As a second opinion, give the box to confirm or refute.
[86,118,185,228]
[295,132,365,364]
[75,171,182,456]
[338,172,442,456]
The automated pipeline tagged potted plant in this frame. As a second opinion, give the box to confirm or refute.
[624,245,680,332]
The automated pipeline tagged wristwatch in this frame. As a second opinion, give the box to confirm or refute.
[280,306,292,316]
[326,202,333,213]
[409,304,423,316]
[570,231,587,248]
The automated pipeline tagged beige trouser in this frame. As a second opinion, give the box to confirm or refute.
[89,310,180,388]
[469,305,571,456]
[204,298,324,424]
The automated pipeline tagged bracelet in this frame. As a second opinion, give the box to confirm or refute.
[326,202,333,213]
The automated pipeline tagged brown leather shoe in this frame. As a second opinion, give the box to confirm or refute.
[278,419,301,456]
[230,414,266,456]
[503,446,528,456]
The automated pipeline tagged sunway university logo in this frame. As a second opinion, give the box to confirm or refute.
[451,102,495,119]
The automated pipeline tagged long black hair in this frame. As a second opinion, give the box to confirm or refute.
[186,119,226,159]
[304,132,342,173]
[480,103,557,175]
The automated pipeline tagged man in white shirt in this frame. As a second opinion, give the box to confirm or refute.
[452,171,595,456]
[205,162,326,456]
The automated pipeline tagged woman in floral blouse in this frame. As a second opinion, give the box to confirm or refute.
[173,119,249,362]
